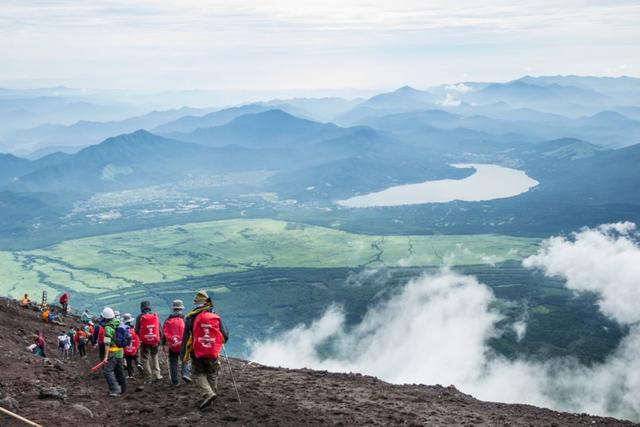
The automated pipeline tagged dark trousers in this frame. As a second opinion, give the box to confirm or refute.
[125,355,137,377]
[103,357,127,394]
[168,350,191,384]
[98,343,105,360]
[78,343,86,358]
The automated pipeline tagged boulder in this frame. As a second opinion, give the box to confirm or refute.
[38,386,67,400]
[0,396,19,412]
[71,403,94,418]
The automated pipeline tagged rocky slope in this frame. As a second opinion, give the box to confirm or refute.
[0,297,635,426]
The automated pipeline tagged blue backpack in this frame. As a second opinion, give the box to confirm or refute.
[114,324,132,348]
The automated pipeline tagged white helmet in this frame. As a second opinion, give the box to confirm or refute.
[101,307,115,319]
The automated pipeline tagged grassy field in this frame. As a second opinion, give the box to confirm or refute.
[0,218,540,298]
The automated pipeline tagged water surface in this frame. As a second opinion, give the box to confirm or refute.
[336,164,539,208]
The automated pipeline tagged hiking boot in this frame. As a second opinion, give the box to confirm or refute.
[109,392,121,397]
[182,376,192,383]
[199,394,217,409]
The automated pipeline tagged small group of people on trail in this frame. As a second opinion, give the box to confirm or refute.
[97,290,229,409]
[21,288,230,410]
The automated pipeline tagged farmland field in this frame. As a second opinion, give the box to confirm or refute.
[0,218,540,297]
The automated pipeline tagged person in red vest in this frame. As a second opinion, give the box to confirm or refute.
[162,300,192,385]
[59,292,69,315]
[180,290,229,409]
[74,327,87,358]
[135,300,162,384]
[122,313,140,379]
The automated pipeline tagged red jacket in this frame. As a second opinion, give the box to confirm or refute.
[98,326,105,344]
[74,330,87,344]
[124,330,140,357]
[59,293,68,304]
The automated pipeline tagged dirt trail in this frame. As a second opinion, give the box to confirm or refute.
[0,297,635,426]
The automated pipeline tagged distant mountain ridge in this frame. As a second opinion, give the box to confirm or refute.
[166,109,360,149]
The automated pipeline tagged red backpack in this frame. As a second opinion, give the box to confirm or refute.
[124,330,140,357]
[163,317,185,353]
[192,312,223,359]
[139,313,160,346]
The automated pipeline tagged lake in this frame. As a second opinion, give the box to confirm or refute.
[336,163,539,208]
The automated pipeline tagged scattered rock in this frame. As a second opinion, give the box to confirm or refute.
[0,396,20,412]
[31,400,61,409]
[38,386,67,400]
[54,360,65,371]
[71,403,94,418]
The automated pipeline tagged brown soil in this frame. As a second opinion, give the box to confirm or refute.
[0,297,636,427]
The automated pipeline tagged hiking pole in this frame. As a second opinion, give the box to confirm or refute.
[0,406,43,427]
[222,346,241,404]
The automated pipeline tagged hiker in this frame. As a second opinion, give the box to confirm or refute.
[81,309,91,324]
[101,307,129,397]
[20,293,31,307]
[181,290,229,409]
[135,301,163,384]
[162,299,191,385]
[34,331,46,357]
[122,313,141,378]
[93,318,106,360]
[87,321,95,344]
[47,307,65,326]
[67,327,77,357]
[74,327,87,358]
[59,292,69,315]
[57,330,71,359]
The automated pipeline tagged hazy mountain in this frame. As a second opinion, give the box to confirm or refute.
[8,106,214,153]
[463,81,610,114]
[520,142,640,207]
[259,97,363,122]
[514,138,607,161]
[334,86,440,125]
[167,109,357,149]
[353,107,640,149]
[0,151,71,185]
[8,130,258,194]
[0,96,139,135]
[0,154,32,185]
[517,75,640,105]
[152,104,273,134]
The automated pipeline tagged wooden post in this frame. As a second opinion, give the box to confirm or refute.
[0,406,44,427]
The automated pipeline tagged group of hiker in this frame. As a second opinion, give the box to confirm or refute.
[24,289,229,410]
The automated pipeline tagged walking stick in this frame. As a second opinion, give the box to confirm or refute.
[0,406,44,427]
[222,346,241,404]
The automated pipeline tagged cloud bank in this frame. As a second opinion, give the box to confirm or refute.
[249,223,640,421]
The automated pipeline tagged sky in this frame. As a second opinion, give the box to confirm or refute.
[1,0,639,92]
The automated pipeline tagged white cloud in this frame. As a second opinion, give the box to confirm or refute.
[523,222,640,324]
[439,93,462,107]
[249,224,640,421]
[1,1,639,90]
[445,83,473,93]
